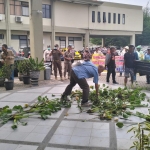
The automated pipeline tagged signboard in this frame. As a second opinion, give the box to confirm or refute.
[92,54,124,72]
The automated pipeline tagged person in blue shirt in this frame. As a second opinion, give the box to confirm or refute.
[145,48,150,84]
[61,60,102,107]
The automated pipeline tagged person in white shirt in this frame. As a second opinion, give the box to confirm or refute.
[94,47,104,56]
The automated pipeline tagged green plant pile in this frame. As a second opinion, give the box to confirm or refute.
[0,96,71,129]
[71,84,150,150]
[0,68,4,78]
[2,64,13,80]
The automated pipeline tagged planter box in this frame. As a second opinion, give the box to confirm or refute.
[135,61,150,75]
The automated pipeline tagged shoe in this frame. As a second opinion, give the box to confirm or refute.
[81,102,92,107]
[61,77,63,81]
[113,81,119,84]
[55,77,57,80]
[61,95,70,102]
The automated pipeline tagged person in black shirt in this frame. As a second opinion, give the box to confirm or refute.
[124,45,137,86]
[105,47,118,84]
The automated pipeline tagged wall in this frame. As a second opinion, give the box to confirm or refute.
[43,32,51,50]
[0,31,6,46]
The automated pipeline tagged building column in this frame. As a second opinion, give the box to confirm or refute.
[85,30,90,48]
[130,34,135,46]
[29,0,44,80]
[5,0,11,46]
[101,38,105,47]
[51,0,55,48]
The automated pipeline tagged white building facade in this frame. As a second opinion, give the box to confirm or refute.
[0,0,143,52]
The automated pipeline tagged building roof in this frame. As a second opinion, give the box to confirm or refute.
[58,0,103,6]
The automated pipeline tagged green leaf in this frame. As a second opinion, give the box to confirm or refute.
[11,124,17,129]
[129,105,135,110]
[123,113,129,119]
[52,94,55,97]
[116,122,124,128]
[21,122,28,126]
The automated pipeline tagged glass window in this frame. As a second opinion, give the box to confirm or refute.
[103,12,106,23]
[74,37,82,41]
[113,13,116,24]
[10,0,21,16]
[19,35,28,48]
[108,13,111,23]
[60,41,66,49]
[92,11,95,23]
[11,35,19,39]
[122,14,125,24]
[0,0,4,14]
[97,12,101,23]
[0,34,4,39]
[22,2,29,16]
[118,14,120,24]
[42,4,51,18]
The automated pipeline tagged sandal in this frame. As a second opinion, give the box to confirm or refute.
[81,102,92,107]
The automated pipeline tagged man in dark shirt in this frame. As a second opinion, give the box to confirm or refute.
[124,45,137,86]
[105,47,118,84]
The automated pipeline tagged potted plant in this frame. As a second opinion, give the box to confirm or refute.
[28,57,45,86]
[2,64,14,90]
[22,60,31,84]
[17,61,24,81]
[0,67,4,87]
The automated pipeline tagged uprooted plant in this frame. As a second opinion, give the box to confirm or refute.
[0,96,71,129]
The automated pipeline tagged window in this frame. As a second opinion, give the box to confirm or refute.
[122,14,125,24]
[0,34,4,39]
[97,12,101,23]
[68,37,74,46]
[108,13,111,23]
[22,2,29,16]
[103,12,106,23]
[92,11,95,23]
[113,13,116,24]
[19,35,28,48]
[42,4,51,18]
[74,37,82,41]
[10,0,21,16]
[11,35,19,39]
[118,14,120,24]
[0,0,4,14]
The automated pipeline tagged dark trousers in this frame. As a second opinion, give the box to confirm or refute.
[146,75,150,84]
[106,67,116,82]
[63,70,89,104]
[53,60,62,77]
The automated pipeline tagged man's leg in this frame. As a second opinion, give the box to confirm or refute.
[146,75,150,84]
[64,63,67,78]
[57,60,63,79]
[62,71,76,97]
[124,68,129,86]
[53,61,58,79]
[130,69,135,85]
[106,67,111,82]
[68,62,71,79]
[112,68,117,83]
[10,65,14,81]
[124,77,128,87]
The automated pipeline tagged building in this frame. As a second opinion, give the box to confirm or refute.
[0,0,143,52]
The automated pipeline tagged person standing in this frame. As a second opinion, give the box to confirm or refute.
[61,61,102,107]
[43,45,53,75]
[94,47,104,56]
[50,44,63,80]
[144,48,150,84]
[64,45,73,80]
[1,44,14,80]
[119,46,129,77]
[105,47,118,84]
[136,45,144,60]
[124,45,137,86]
[71,46,75,64]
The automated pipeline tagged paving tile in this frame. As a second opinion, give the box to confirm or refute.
[93,122,109,130]
[32,125,52,134]
[38,119,56,126]
[6,132,29,141]
[22,118,41,126]
[0,93,10,99]
[49,108,65,118]
[91,129,109,138]
[49,135,71,144]
[15,145,38,150]
[59,121,77,128]
[72,128,91,137]
[64,113,80,119]
[89,137,109,147]
[69,136,90,146]
[0,123,17,132]
[43,94,61,99]
[17,125,36,133]
[76,121,93,129]
[117,139,136,149]
[18,87,50,93]
[48,87,65,94]
[45,147,66,150]
[0,143,18,150]
[0,93,40,102]
[54,127,74,136]
[24,133,47,142]
[0,131,12,139]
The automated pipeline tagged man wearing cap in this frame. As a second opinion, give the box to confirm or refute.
[144,48,150,84]
[136,45,144,60]
[124,45,138,86]
[50,44,63,80]
[119,46,129,77]
[64,45,73,79]
[61,61,102,107]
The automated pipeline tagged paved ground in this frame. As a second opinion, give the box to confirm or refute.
[0,78,149,150]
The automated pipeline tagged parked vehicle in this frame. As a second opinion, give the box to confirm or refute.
[74,51,81,60]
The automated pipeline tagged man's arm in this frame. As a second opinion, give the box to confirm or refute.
[9,51,14,59]
[95,83,99,95]
[58,49,63,55]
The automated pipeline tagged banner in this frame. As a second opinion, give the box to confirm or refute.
[92,54,124,72]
